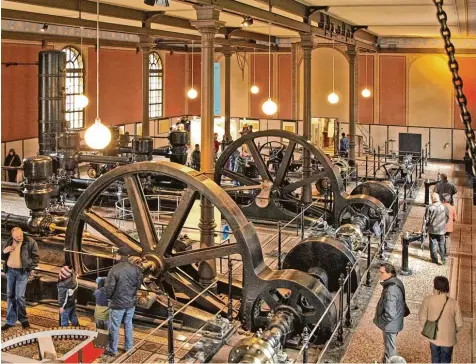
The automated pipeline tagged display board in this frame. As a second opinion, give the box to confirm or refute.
[399,133,422,155]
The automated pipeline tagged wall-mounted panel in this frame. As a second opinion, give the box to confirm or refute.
[87,48,142,126]
[278,54,292,119]
[407,127,430,154]
[454,58,476,129]
[430,128,452,159]
[250,54,274,118]
[23,138,38,158]
[379,56,406,126]
[388,126,408,154]
[452,129,466,160]
[408,55,452,128]
[1,43,41,142]
[165,53,186,116]
[358,54,374,124]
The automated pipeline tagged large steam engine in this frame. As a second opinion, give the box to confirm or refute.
[1,50,415,363]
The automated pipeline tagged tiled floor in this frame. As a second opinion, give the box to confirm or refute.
[342,162,475,363]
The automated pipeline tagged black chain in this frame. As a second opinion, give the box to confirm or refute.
[433,0,476,175]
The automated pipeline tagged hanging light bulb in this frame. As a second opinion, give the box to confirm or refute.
[361,53,371,98]
[85,118,111,149]
[76,94,89,108]
[85,0,111,150]
[328,92,339,104]
[187,40,198,99]
[261,22,277,116]
[250,48,259,94]
[327,39,339,104]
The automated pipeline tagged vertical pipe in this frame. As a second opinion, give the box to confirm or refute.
[377,145,381,170]
[301,33,313,205]
[345,262,353,327]
[347,46,357,167]
[421,149,425,175]
[141,39,151,137]
[38,50,66,156]
[336,273,345,344]
[373,149,376,178]
[365,234,372,286]
[224,48,232,142]
[300,205,305,239]
[365,154,368,180]
[277,221,282,270]
[227,258,233,322]
[403,183,407,212]
[167,296,175,364]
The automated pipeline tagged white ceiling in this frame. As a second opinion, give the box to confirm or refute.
[2,0,474,39]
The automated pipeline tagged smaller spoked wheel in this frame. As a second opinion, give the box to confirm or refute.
[339,201,382,227]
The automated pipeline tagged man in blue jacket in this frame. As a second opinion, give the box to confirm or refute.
[374,263,409,363]
[339,133,349,158]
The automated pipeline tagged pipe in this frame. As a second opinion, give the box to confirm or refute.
[38,50,66,156]
[0,182,22,194]
[76,153,130,165]
[1,212,30,231]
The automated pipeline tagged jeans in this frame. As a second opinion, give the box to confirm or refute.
[383,332,398,363]
[60,306,79,327]
[109,307,135,354]
[6,268,29,326]
[429,234,446,263]
[430,343,453,363]
[96,319,110,330]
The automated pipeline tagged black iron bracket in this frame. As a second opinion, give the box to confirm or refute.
[304,6,329,23]
[351,25,369,33]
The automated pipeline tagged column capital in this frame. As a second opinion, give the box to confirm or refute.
[192,5,225,34]
[347,44,357,58]
[139,35,155,51]
[299,32,314,50]
[221,46,233,57]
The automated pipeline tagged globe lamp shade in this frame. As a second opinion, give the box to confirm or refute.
[262,98,277,116]
[187,88,198,99]
[85,118,112,150]
[250,85,259,94]
[75,94,89,109]
[328,92,339,104]
[362,88,371,98]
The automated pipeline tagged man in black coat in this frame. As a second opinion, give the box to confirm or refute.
[103,251,142,356]
[374,263,409,363]
[3,148,21,182]
[1,227,39,331]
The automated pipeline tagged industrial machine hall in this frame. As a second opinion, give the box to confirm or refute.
[1,0,476,363]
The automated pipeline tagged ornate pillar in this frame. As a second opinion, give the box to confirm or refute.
[223,46,232,142]
[301,33,313,204]
[192,6,224,286]
[291,43,299,120]
[347,45,358,166]
[140,35,154,136]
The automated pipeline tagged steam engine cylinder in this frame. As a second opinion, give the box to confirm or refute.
[132,137,154,162]
[168,130,188,165]
[22,156,53,213]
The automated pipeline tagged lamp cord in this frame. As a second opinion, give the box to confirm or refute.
[365,53,368,90]
[253,47,256,86]
[268,22,271,99]
[332,39,335,92]
[96,0,99,121]
[191,40,194,88]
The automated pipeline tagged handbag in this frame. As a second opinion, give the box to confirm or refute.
[422,297,448,340]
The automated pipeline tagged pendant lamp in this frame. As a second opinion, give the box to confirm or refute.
[187,41,198,99]
[85,0,111,150]
[361,53,371,98]
[250,48,259,94]
[327,39,339,104]
[262,22,277,116]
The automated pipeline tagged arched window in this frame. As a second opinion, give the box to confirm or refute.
[62,46,85,129]
[149,52,163,118]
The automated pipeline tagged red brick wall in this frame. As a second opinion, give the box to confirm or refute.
[87,48,142,127]
[1,43,43,141]
[164,53,186,116]
[358,54,374,124]
[379,55,406,126]
[278,54,292,119]
[187,53,201,116]
[250,54,274,118]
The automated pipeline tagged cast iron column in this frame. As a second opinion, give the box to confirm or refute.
[347,45,358,166]
[140,36,154,137]
[192,6,224,286]
[223,46,232,142]
[291,42,299,120]
[301,33,313,204]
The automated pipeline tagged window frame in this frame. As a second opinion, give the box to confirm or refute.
[149,52,163,119]
[62,46,86,130]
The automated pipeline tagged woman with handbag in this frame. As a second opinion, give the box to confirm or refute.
[418,276,463,363]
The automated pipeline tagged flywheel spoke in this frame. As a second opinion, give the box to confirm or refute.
[222,169,259,186]
[163,243,238,269]
[246,140,272,182]
[82,210,141,255]
[282,172,326,194]
[124,174,159,253]
[274,141,296,187]
[155,188,198,256]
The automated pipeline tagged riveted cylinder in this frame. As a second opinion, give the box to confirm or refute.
[58,131,80,150]
[168,130,188,165]
[38,50,66,156]
[23,156,53,212]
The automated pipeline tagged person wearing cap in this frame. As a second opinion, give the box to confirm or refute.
[94,277,110,330]
[1,227,39,331]
[442,193,457,246]
[103,250,142,357]
[57,266,79,327]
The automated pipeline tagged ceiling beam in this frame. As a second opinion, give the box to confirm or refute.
[1,9,271,50]
[6,0,275,44]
